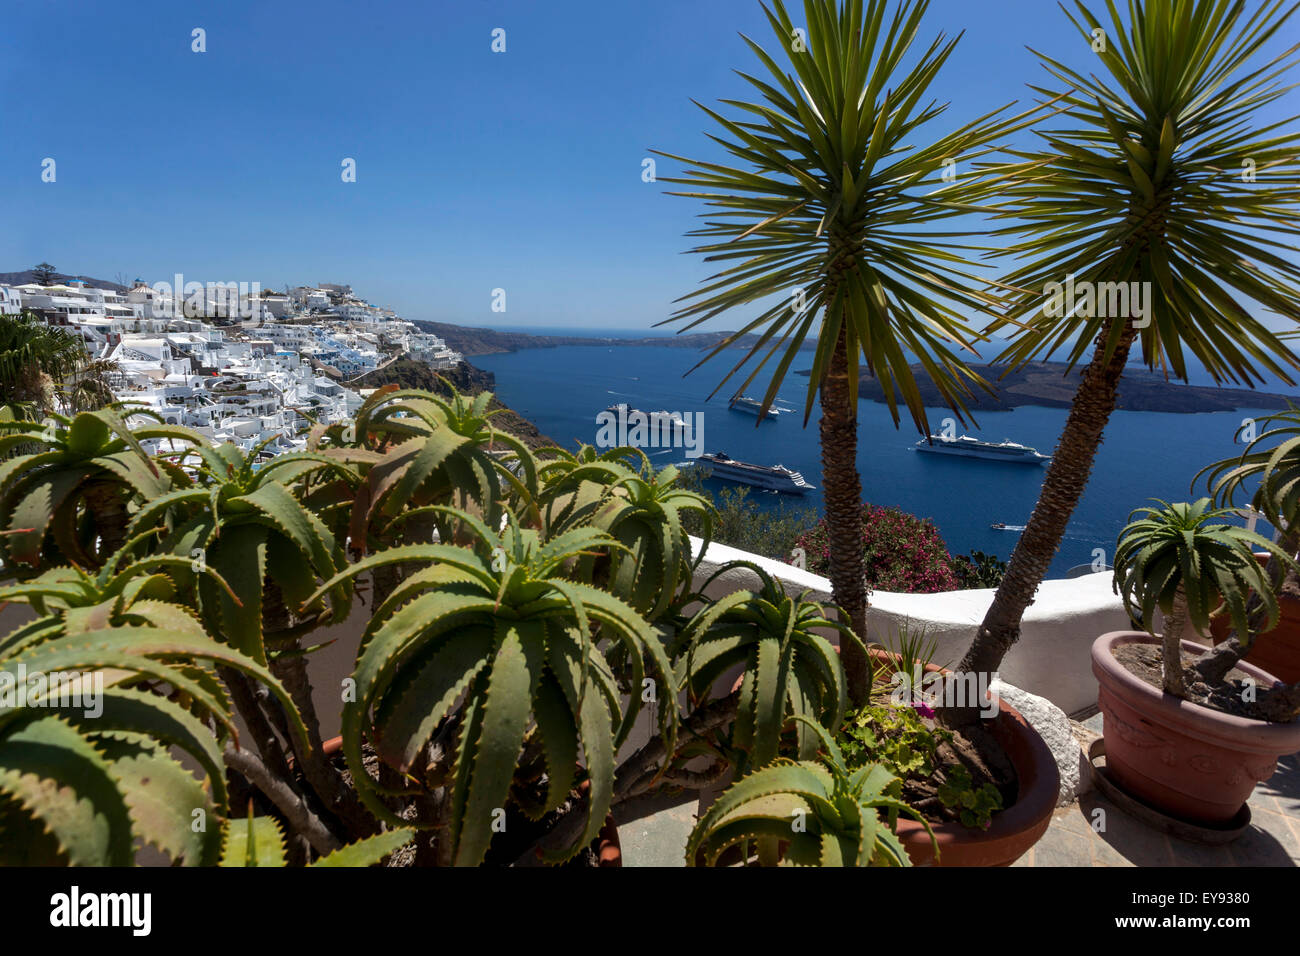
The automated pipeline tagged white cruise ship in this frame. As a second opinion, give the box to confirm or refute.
[915,434,1051,465]
[728,396,779,420]
[697,452,814,494]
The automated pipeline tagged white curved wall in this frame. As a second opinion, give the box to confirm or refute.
[690,536,1136,716]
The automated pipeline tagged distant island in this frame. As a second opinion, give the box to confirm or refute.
[800,361,1297,414]
[415,321,1297,416]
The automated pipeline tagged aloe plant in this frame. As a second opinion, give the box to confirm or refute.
[539,446,713,620]
[219,805,414,868]
[126,437,358,663]
[305,506,677,866]
[1113,498,1293,696]
[0,622,304,866]
[346,385,539,547]
[686,716,929,866]
[679,562,864,771]
[0,406,186,568]
[1192,408,1300,695]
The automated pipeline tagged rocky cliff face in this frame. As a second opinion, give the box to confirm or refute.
[410,320,795,358]
[810,360,1296,414]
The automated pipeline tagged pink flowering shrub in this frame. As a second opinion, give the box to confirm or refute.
[793,503,961,593]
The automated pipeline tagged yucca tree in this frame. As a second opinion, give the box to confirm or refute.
[1113,498,1291,696]
[957,0,1300,697]
[304,506,677,866]
[655,0,1038,702]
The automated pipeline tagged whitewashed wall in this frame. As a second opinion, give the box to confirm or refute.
[690,536,1136,716]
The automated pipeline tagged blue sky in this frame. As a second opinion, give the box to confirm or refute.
[2,0,1297,334]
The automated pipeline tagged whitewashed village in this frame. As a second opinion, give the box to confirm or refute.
[0,276,461,455]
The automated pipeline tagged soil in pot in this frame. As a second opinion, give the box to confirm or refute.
[1114,643,1275,720]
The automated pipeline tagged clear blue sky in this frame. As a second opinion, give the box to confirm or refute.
[2,0,1296,332]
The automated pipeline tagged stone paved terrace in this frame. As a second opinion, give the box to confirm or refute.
[1014,714,1300,867]
[615,712,1300,867]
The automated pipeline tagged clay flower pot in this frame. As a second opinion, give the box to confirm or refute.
[1092,631,1300,826]
[1208,554,1300,683]
[872,651,1058,867]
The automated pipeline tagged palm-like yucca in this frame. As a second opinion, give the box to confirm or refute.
[1113,498,1292,696]
[655,0,1038,701]
[304,507,677,867]
[0,621,303,866]
[959,0,1300,689]
[678,562,863,771]
[539,447,714,620]
[686,715,927,866]
[0,407,183,569]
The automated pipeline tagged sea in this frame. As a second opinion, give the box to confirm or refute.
[473,331,1300,578]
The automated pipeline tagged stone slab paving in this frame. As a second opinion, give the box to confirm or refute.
[1015,713,1300,867]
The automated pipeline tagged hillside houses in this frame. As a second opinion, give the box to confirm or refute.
[1,276,461,455]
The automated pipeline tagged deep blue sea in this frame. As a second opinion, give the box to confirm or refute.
[475,341,1300,578]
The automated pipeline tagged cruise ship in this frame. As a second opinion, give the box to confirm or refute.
[915,434,1051,464]
[696,452,815,494]
[728,396,780,420]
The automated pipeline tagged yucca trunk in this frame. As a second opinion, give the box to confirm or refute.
[819,324,870,704]
[954,325,1138,705]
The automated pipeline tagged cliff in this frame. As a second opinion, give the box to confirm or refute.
[793,360,1296,414]
[409,320,790,358]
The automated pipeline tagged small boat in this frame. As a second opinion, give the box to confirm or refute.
[916,434,1051,464]
[728,396,780,420]
[991,523,1026,532]
[696,452,814,495]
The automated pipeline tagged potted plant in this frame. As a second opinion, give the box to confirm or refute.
[1199,407,1300,683]
[843,639,1058,866]
[1100,499,1300,825]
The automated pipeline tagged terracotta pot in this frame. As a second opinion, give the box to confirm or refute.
[726,649,1057,866]
[1208,553,1300,683]
[1092,631,1300,826]
[877,652,1058,867]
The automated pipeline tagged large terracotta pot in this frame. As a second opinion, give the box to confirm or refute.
[1092,631,1300,826]
[1208,554,1300,683]
[875,652,1058,867]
